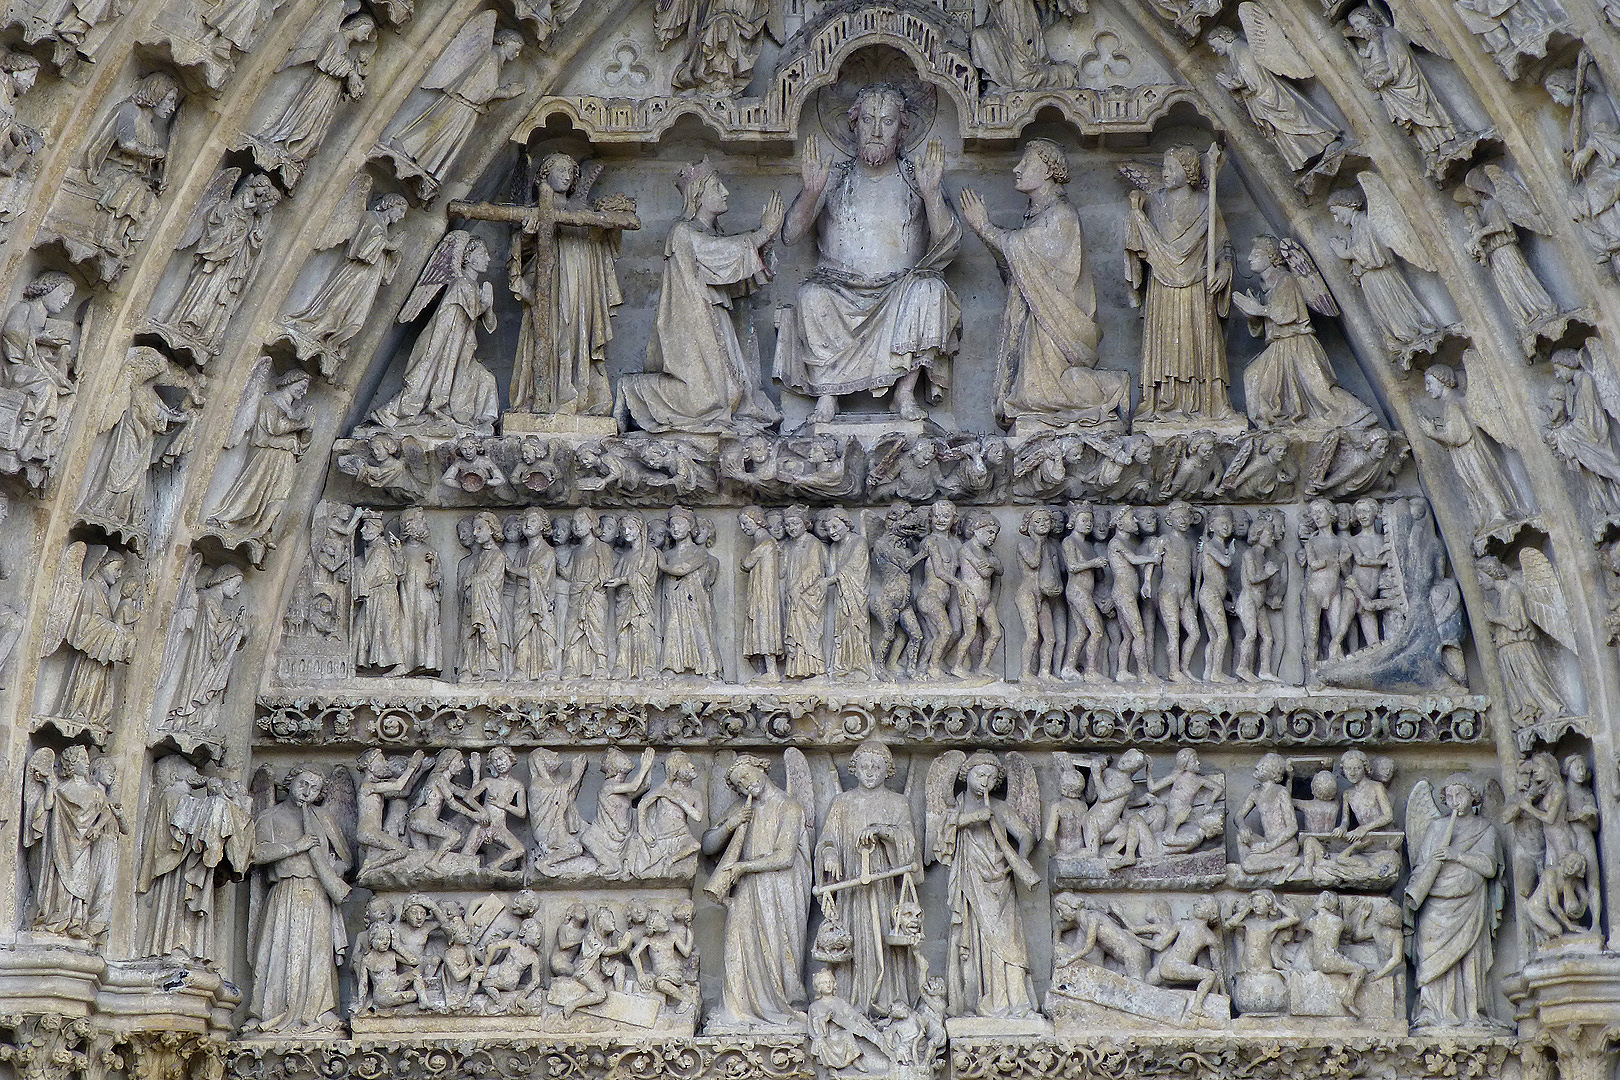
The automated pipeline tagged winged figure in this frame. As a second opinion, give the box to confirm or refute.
[202,360,314,567]
[925,749,1040,1019]
[1416,358,1535,550]
[1475,549,1576,726]
[1233,235,1376,429]
[372,11,524,202]
[275,175,409,377]
[147,168,282,364]
[1208,6,1346,186]
[242,0,378,187]
[1403,775,1502,1029]
[1547,344,1620,536]
[655,0,773,93]
[366,230,500,435]
[39,543,140,737]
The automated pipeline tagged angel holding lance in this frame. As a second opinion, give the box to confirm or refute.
[367,230,500,434]
[135,755,253,962]
[1232,234,1375,429]
[814,739,921,1016]
[1122,145,1240,425]
[247,767,352,1035]
[927,750,1040,1019]
[703,750,812,1029]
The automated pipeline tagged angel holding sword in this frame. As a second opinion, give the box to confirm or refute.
[703,750,813,1029]
[926,750,1040,1019]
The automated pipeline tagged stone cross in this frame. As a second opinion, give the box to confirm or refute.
[448,190,640,413]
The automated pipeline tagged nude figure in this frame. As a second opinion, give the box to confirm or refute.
[1016,507,1065,680]
[1237,753,1301,876]
[1197,506,1236,682]
[1107,507,1161,682]
[1132,897,1225,1016]
[1157,502,1201,681]
[1235,509,1284,682]
[1060,504,1109,681]
[951,511,1004,677]
[460,746,527,870]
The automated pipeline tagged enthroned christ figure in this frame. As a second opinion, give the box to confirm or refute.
[774,84,961,424]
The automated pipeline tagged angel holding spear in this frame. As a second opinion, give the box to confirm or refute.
[703,750,812,1029]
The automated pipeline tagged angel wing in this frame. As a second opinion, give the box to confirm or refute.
[314,173,372,252]
[1456,351,1517,446]
[158,551,204,679]
[37,541,87,659]
[1117,161,1159,191]
[1004,752,1040,841]
[421,10,495,91]
[924,750,965,865]
[784,747,815,836]
[324,765,360,867]
[1280,238,1339,316]
[226,357,272,450]
[1480,164,1551,235]
[1403,778,1443,857]
[178,169,242,251]
[1219,434,1256,489]
[1238,2,1316,80]
[278,0,358,71]
[1359,171,1439,272]
[1582,339,1620,423]
[1517,547,1577,653]
[399,230,469,323]
[1389,3,1451,59]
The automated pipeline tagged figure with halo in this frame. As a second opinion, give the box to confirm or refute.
[960,139,1126,431]
[617,159,783,433]
[775,83,961,424]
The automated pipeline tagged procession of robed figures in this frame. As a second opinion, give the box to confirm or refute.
[361,82,1382,442]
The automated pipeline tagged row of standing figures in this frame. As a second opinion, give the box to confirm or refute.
[345,496,1440,688]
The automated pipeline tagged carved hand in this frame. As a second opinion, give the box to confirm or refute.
[801,135,832,193]
[959,188,990,234]
[760,191,786,237]
[918,139,946,193]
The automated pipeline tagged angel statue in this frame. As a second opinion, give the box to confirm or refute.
[246,766,354,1035]
[366,230,500,435]
[654,0,771,94]
[38,543,141,738]
[926,750,1040,1020]
[76,345,200,551]
[274,177,407,378]
[1405,775,1503,1031]
[970,0,1082,92]
[372,13,523,203]
[202,365,314,567]
[1121,145,1240,426]
[135,755,253,962]
[1475,550,1577,731]
[240,4,379,188]
[158,556,246,741]
[1415,360,1535,551]
[814,740,921,1016]
[1454,166,1589,356]
[1546,345,1620,538]
[1342,8,1482,181]
[1327,175,1460,368]
[147,169,283,365]
[1208,6,1347,189]
[1454,0,1567,82]
[1233,235,1376,429]
[960,139,1127,432]
[616,159,783,434]
[702,749,813,1030]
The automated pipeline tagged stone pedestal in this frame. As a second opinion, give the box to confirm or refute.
[502,412,617,436]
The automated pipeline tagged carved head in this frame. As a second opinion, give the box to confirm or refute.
[522,507,550,539]
[489,746,515,775]
[540,153,579,195]
[402,897,431,926]
[962,750,1004,794]
[725,754,771,798]
[1564,754,1590,783]
[739,505,766,536]
[471,511,500,546]
[1254,752,1286,784]
[520,917,543,946]
[1315,890,1339,914]
[464,237,491,275]
[400,505,429,541]
[929,500,955,532]
[1344,6,1385,36]
[1016,139,1070,193]
[60,743,90,778]
[494,29,523,63]
[966,511,998,546]
[1067,504,1094,534]
[646,908,669,933]
[673,899,694,925]
[1310,770,1338,801]
[1249,235,1282,273]
[1440,773,1480,813]
[766,510,786,540]
[819,507,852,541]
[1021,507,1056,536]
[24,271,74,314]
[1162,146,1202,190]
[288,767,325,805]
[1207,505,1234,539]
[369,924,393,951]
[1339,749,1369,782]
[667,505,697,540]
[1165,501,1194,531]
[850,739,894,788]
[1206,26,1238,55]
[1193,896,1220,922]
[510,889,540,918]
[676,159,722,220]
[131,72,183,118]
[812,968,838,998]
[626,898,649,924]
[783,505,810,538]
[849,84,909,167]
[1175,747,1201,771]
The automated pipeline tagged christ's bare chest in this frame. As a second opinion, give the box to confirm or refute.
[820,166,924,279]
